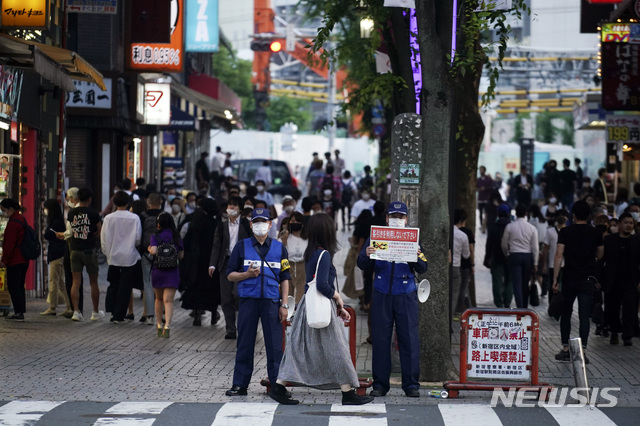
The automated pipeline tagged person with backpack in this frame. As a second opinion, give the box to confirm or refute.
[101,191,142,324]
[139,193,164,325]
[340,171,357,232]
[0,198,32,321]
[148,212,184,338]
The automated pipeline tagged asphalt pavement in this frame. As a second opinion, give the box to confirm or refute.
[1,218,639,414]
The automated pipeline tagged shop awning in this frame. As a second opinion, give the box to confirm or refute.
[171,81,240,126]
[0,33,105,92]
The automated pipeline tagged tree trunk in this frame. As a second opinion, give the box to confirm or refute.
[415,0,458,382]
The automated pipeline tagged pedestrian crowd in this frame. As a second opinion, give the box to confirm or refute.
[477,159,640,365]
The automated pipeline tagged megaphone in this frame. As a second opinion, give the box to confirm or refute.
[287,295,295,320]
[417,279,431,303]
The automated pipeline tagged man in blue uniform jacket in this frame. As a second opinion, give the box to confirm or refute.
[357,201,428,398]
[225,208,291,396]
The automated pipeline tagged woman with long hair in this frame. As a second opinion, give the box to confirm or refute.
[0,198,30,320]
[269,213,373,406]
[148,212,184,337]
[42,199,72,316]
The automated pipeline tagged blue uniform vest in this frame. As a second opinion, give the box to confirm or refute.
[238,238,282,300]
[373,261,417,295]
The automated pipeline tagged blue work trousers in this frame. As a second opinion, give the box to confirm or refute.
[232,297,283,388]
[371,289,420,393]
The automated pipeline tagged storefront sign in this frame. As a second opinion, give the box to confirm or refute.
[467,313,532,381]
[67,0,117,14]
[0,0,48,28]
[369,226,420,263]
[185,0,219,52]
[399,163,420,185]
[66,78,112,109]
[601,23,630,42]
[128,0,184,72]
[144,83,171,125]
[605,114,640,143]
[601,42,640,110]
[0,66,23,120]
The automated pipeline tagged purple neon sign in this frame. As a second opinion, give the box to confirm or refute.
[406,8,421,114]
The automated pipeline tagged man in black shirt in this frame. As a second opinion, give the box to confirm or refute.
[601,213,640,346]
[559,158,576,210]
[195,152,210,185]
[553,200,604,362]
[67,188,103,322]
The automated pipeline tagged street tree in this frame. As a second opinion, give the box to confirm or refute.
[305,0,529,381]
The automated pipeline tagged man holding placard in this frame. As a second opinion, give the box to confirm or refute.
[357,201,428,398]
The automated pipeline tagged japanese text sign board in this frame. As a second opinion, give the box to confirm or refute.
[185,0,219,52]
[66,78,112,110]
[606,114,640,143]
[67,0,117,14]
[369,226,419,263]
[467,313,532,381]
[127,0,184,72]
[1,0,47,29]
[144,83,171,125]
[601,23,640,110]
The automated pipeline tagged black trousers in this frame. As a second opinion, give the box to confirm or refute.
[605,283,639,340]
[64,243,83,313]
[7,263,28,314]
[105,263,138,321]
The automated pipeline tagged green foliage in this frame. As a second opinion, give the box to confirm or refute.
[512,114,524,142]
[559,115,575,146]
[534,112,574,145]
[265,96,313,132]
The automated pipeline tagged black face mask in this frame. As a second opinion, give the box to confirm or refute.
[289,223,303,232]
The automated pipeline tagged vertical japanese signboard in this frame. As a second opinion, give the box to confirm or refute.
[601,23,640,110]
[127,0,184,72]
[185,0,219,52]
[467,313,532,381]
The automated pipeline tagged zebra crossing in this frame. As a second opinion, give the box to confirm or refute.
[0,400,638,426]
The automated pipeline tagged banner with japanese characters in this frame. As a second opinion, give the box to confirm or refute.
[466,313,532,381]
[601,23,640,110]
[369,226,419,263]
[606,114,640,143]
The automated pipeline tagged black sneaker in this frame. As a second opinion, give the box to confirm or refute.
[5,313,24,321]
[342,389,374,405]
[125,314,134,321]
[268,384,299,405]
[555,349,570,362]
[139,315,147,323]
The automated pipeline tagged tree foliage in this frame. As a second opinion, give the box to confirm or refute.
[266,96,313,131]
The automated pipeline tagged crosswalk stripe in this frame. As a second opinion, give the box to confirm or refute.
[0,401,65,426]
[544,406,617,426]
[94,401,173,426]
[210,402,278,426]
[439,403,502,426]
[329,403,387,426]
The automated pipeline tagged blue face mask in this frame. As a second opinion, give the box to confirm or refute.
[168,195,176,202]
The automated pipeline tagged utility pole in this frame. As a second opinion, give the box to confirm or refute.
[327,53,337,151]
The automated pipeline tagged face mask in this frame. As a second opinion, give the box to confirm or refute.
[244,205,253,211]
[227,208,239,217]
[312,209,322,215]
[609,226,619,233]
[388,218,406,228]
[602,209,608,216]
[631,212,640,221]
[188,201,196,209]
[289,223,303,232]
[284,205,294,213]
[168,195,176,202]
[252,222,269,237]
[171,204,181,214]
[67,200,76,208]
[256,185,265,192]
[324,190,332,197]
[361,194,370,201]
[549,198,557,204]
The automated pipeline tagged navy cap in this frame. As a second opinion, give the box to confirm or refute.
[251,208,271,222]
[497,204,510,216]
[387,201,408,215]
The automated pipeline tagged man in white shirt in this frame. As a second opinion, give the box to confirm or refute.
[501,204,539,308]
[101,191,142,323]
[452,210,470,319]
[333,149,345,177]
[254,161,272,188]
[350,189,375,223]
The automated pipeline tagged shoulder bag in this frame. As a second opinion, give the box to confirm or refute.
[306,250,333,329]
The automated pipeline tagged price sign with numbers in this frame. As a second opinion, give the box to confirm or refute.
[606,114,640,143]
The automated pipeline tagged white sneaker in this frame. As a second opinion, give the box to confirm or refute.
[71,311,84,321]
[145,316,155,325]
[90,310,105,321]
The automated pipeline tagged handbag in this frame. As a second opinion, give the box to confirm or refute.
[529,280,540,307]
[548,291,564,321]
[306,251,333,329]
[591,289,604,325]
